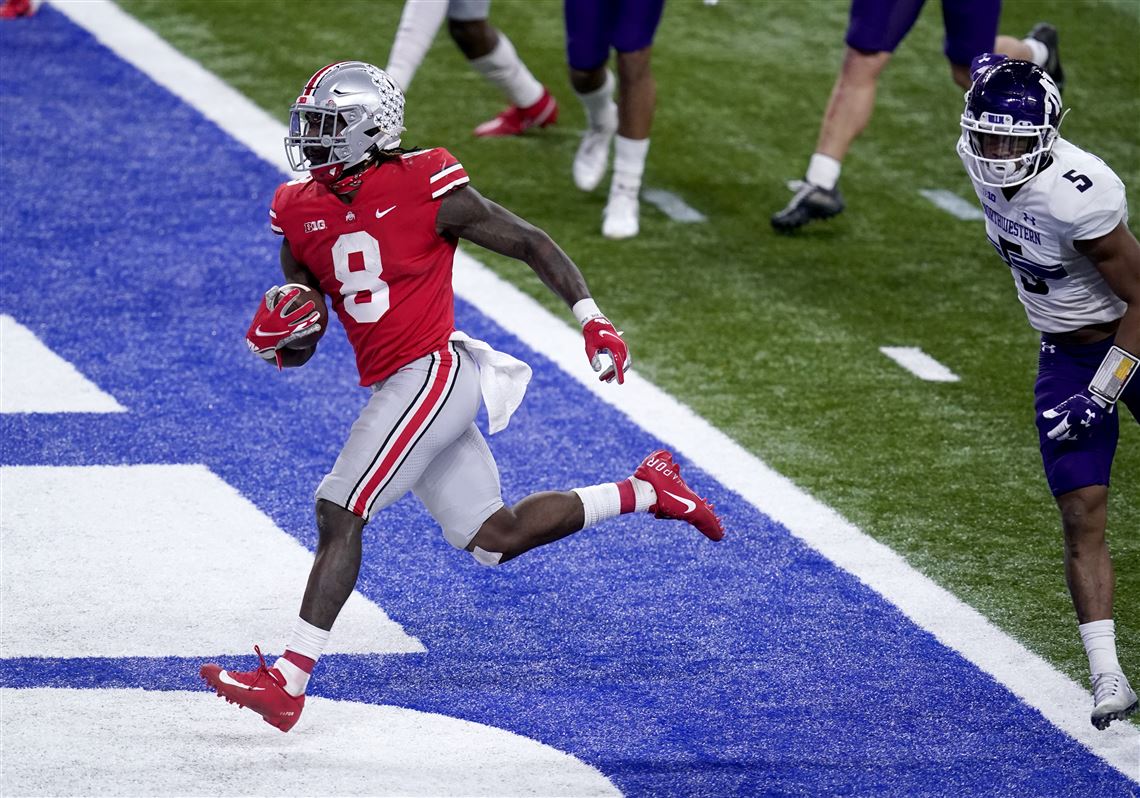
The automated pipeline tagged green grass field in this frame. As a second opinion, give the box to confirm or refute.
[119,0,1139,694]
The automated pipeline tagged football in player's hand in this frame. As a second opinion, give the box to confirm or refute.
[279,284,328,349]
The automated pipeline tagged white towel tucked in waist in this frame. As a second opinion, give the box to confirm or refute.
[449,331,532,434]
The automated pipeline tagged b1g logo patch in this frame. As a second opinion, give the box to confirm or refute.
[304,219,327,233]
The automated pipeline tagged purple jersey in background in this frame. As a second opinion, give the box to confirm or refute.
[846,0,1001,65]
[565,0,667,71]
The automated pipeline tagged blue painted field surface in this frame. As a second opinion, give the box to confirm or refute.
[0,8,1131,796]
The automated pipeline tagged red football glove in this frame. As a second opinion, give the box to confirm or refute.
[582,316,631,384]
[244,285,321,369]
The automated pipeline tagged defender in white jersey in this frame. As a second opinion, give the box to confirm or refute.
[959,56,1140,730]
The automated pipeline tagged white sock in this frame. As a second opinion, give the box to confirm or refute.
[271,616,331,695]
[1022,37,1049,68]
[573,477,655,528]
[611,135,650,196]
[384,0,448,92]
[469,33,545,109]
[575,70,617,131]
[1080,619,1123,676]
[806,153,841,191]
[285,616,331,661]
[273,657,311,697]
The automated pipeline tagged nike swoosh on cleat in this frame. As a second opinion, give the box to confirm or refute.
[375,205,397,219]
[662,490,697,514]
[216,670,266,691]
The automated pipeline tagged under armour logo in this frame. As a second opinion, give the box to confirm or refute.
[1082,409,1097,427]
[1023,212,1037,226]
[1041,342,1056,353]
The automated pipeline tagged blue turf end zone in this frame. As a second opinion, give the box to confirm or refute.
[0,7,1133,796]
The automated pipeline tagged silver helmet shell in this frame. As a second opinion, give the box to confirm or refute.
[285,61,405,186]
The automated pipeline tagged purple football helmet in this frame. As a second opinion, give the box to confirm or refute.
[958,58,1066,187]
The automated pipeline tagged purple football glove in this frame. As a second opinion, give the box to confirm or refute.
[1041,390,1112,441]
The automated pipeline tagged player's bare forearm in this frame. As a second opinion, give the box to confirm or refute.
[1078,222,1140,355]
[436,186,590,307]
[280,240,321,290]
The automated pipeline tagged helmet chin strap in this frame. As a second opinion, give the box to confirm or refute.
[314,153,377,195]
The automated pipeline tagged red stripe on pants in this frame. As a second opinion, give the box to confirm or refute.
[351,347,455,516]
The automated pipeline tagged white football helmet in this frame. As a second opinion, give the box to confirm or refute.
[285,61,405,189]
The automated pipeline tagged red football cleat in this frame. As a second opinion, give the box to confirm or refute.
[473,88,558,137]
[0,0,40,18]
[200,646,305,732]
[634,450,725,541]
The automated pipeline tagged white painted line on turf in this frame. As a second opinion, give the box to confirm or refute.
[54,0,1140,781]
[919,189,984,221]
[880,346,961,382]
[642,188,707,223]
[0,315,126,413]
[0,465,424,657]
[0,688,619,797]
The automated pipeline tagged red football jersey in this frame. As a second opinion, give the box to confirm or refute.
[269,148,471,385]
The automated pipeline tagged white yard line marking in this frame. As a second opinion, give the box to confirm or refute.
[0,314,125,413]
[919,188,984,221]
[880,346,961,382]
[641,188,707,223]
[52,0,1140,780]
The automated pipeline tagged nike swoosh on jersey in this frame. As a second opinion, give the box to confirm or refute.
[217,670,267,691]
[375,205,397,219]
[662,490,697,514]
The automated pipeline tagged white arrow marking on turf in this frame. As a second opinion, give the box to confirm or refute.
[0,688,619,797]
[0,464,424,658]
[0,315,125,414]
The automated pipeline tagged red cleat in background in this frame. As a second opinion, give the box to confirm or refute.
[473,88,558,137]
[0,0,41,19]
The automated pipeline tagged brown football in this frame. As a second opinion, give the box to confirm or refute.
[278,283,328,349]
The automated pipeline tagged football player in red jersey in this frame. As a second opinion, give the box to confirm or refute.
[200,61,723,732]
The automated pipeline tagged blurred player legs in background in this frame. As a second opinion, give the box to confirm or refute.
[384,0,558,137]
[772,0,1065,232]
[565,0,667,240]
